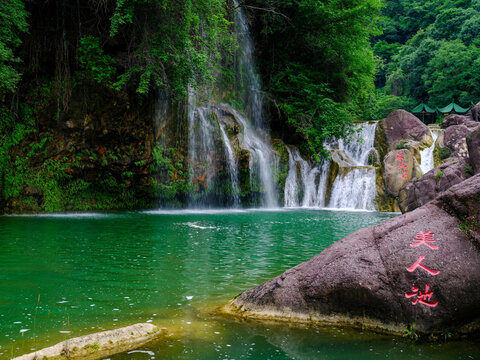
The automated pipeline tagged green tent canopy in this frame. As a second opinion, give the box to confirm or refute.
[411,103,436,113]
[436,102,470,114]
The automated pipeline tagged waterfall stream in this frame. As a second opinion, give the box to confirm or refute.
[284,122,378,211]
[219,122,240,207]
[185,1,278,208]
[420,127,440,174]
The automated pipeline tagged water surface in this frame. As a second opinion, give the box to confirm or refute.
[0,209,478,359]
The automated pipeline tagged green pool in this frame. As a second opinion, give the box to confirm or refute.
[1,209,479,359]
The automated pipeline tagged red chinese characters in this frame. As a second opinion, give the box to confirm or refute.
[406,255,440,275]
[404,231,440,308]
[396,151,408,179]
[405,284,438,307]
[410,231,438,250]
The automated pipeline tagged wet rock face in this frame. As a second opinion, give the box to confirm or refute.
[398,158,469,213]
[382,110,430,150]
[225,174,480,335]
[467,128,480,175]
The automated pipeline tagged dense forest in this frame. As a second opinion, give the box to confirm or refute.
[372,0,480,115]
[0,0,478,213]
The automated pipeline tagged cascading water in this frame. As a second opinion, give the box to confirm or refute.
[188,106,218,206]
[284,147,330,208]
[284,122,378,210]
[233,0,264,130]
[229,107,278,208]
[218,122,240,207]
[420,127,440,174]
[328,122,378,210]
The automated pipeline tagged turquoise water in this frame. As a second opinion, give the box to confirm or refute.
[0,209,479,359]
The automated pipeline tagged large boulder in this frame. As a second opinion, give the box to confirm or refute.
[383,149,421,197]
[467,128,480,175]
[398,157,469,213]
[224,174,480,336]
[381,110,431,150]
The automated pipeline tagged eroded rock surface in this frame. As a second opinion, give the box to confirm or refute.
[383,149,420,197]
[13,323,163,360]
[467,128,480,175]
[398,158,469,213]
[224,175,480,335]
[381,110,430,149]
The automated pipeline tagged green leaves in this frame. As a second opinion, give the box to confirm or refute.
[0,0,28,93]
[78,36,117,85]
[251,0,381,155]
[377,0,480,107]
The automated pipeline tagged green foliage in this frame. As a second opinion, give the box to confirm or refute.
[107,0,233,96]
[377,0,480,107]
[362,90,416,120]
[78,36,117,85]
[458,215,479,235]
[0,0,28,93]
[251,0,382,156]
[435,170,444,182]
[150,142,192,203]
[0,105,35,202]
[438,147,452,160]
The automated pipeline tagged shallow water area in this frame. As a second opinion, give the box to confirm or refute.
[1,209,479,359]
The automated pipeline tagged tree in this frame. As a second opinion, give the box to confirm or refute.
[0,0,28,94]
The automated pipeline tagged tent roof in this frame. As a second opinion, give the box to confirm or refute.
[437,102,470,114]
[411,103,436,113]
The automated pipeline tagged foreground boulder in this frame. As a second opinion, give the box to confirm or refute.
[13,323,163,360]
[224,174,480,336]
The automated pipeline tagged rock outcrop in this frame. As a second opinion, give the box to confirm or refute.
[380,110,431,150]
[374,110,431,211]
[383,149,420,197]
[13,323,164,360]
[467,128,480,175]
[224,174,480,336]
[398,158,469,213]
[466,102,480,122]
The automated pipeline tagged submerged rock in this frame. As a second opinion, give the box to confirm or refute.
[13,323,163,360]
[224,174,480,336]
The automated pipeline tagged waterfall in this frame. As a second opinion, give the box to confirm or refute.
[328,167,377,210]
[233,0,264,129]
[420,127,440,174]
[337,122,378,165]
[219,122,240,207]
[328,122,377,210]
[284,147,298,207]
[229,107,278,208]
[188,107,218,205]
[284,122,378,210]
[284,147,330,208]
